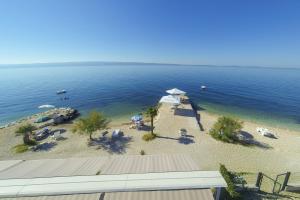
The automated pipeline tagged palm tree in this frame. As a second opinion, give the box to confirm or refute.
[15,124,37,145]
[15,124,37,136]
[146,107,158,135]
[72,111,110,141]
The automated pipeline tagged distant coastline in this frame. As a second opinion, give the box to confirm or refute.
[1,61,300,70]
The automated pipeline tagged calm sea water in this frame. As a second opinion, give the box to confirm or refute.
[1,63,300,130]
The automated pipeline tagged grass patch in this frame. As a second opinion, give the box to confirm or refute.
[142,133,157,141]
[13,144,29,153]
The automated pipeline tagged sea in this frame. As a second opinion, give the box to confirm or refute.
[1,63,300,130]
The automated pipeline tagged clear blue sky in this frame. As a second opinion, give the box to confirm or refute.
[0,0,300,66]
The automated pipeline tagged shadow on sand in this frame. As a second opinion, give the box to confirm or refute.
[196,113,205,131]
[174,107,205,131]
[174,108,195,117]
[156,135,195,145]
[237,131,273,149]
[190,102,205,131]
[33,142,57,152]
[178,136,195,145]
[88,136,133,154]
[138,125,152,132]
[191,102,206,111]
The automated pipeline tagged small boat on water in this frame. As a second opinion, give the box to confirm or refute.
[56,90,67,95]
[38,104,55,109]
[201,85,206,90]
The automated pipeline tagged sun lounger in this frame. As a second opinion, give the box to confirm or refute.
[51,131,63,140]
[112,129,121,138]
[34,128,50,141]
[179,128,187,137]
[256,127,275,137]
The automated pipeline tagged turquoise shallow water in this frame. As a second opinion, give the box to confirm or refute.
[0,63,300,131]
[199,102,300,131]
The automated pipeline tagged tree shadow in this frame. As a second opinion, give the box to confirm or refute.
[156,135,195,145]
[89,136,133,154]
[174,108,195,117]
[236,131,273,149]
[138,125,151,131]
[196,113,205,131]
[178,136,195,145]
[33,142,57,152]
[239,131,254,139]
[190,101,205,131]
[190,102,206,111]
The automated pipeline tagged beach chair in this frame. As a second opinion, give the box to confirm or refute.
[179,128,187,137]
[51,131,63,140]
[256,127,275,137]
[35,128,50,141]
[112,129,120,138]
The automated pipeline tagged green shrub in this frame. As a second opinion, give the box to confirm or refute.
[142,133,157,141]
[15,124,37,136]
[219,164,241,199]
[13,144,29,153]
[140,150,146,155]
[210,116,243,143]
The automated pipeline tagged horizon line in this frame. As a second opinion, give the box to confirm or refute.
[0,60,299,70]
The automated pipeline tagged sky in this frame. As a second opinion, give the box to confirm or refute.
[0,0,300,67]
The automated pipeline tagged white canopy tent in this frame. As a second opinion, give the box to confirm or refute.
[166,88,186,95]
[159,95,180,105]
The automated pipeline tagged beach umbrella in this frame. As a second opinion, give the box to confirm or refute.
[159,95,180,104]
[131,115,143,122]
[166,88,186,95]
[38,104,55,109]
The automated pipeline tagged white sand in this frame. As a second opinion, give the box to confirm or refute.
[0,102,299,177]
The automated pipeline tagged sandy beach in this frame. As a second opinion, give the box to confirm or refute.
[0,102,299,180]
